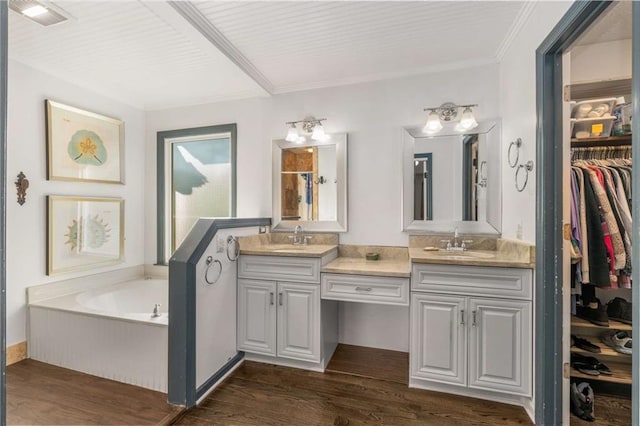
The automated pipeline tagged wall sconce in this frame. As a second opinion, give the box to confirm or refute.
[422,102,479,134]
[284,116,330,143]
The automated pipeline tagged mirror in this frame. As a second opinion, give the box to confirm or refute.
[272,133,347,232]
[402,120,501,234]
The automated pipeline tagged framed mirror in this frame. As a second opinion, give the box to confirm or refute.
[401,120,501,234]
[272,133,348,232]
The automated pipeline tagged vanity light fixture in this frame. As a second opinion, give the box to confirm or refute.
[422,102,479,134]
[284,116,330,143]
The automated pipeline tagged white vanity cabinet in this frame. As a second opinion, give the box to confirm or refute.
[237,278,320,362]
[410,263,532,399]
[237,254,337,369]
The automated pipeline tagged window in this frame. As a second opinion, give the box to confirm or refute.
[157,124,236,264]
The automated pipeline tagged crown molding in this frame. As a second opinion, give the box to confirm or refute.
[495,1,537,61]
[168,1,274,95]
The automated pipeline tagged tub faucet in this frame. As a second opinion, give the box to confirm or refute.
[151,303,162,318]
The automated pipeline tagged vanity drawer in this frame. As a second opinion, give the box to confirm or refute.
[239,255,321,284]
[411,264,532,300]
[321,273,409,306]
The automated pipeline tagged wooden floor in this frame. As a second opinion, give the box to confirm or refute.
[177,361,533,425]
[326,343,409,385]
[7,359,183,425]
[571,393,632,426]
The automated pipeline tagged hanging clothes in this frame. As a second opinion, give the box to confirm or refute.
[570,146,633,290]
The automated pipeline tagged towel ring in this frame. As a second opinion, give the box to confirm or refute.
[204,256,223,285]
[507,138,522,168]
[515,161,534,192]
[226,236,239,261]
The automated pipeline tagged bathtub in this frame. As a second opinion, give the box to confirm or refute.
[28,278,169,392]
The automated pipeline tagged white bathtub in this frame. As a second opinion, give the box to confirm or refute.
[28,278,169,392]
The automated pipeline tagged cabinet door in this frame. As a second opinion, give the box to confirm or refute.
[410,293,467,386]
[237,279,277,356]
[468,298,531,396]
[277,282,320,362]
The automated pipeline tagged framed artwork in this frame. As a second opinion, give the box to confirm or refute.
[47,196,124,275]
[46,100,124,184]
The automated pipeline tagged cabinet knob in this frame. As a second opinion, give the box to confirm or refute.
[461,309,465,326]
[472,310,477,326]
[278,292,283,306]
[270,292,274,306]
[355,287,372,292]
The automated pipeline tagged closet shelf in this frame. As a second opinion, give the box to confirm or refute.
[571,316,632,332]
[570,360,632,385]
[571,346,632,363]
[570,134,632,147]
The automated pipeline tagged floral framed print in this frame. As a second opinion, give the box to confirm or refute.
[46,100,124,184]
[47,196,124,275]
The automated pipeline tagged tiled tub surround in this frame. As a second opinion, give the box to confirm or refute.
[27,269,169,392]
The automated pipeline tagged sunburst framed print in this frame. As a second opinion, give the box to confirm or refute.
[47,196,124,275]
[46,100,124,184]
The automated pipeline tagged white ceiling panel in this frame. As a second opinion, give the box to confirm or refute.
[8,1,268,110]
[192,1,527,93]
[572,1,631,47]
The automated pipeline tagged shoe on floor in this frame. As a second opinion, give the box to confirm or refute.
[576,303,609,327]
[571,382,595,422]
[607,297,632,325]
[601,330,632,355]
[571,335,601,353]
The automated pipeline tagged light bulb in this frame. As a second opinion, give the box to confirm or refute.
[311,122,330,141]
[285,123,299,142]
[22,5,48,17]
[456,107,478,131]
[423,110,443,134]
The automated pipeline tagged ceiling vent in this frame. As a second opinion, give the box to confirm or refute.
[9,0,70,26]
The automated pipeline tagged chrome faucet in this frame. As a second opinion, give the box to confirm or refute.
[151,303,162,318]
[291,225,311,245]
[442,227,473,251]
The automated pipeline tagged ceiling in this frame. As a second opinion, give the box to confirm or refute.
[9,1,532,110]
[572,1,632,47]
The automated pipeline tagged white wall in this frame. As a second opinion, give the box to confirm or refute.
[145,64,500,263]
[571,39,632,83]
[145,66,499,351]
[499,1,573,242]
[6,60,146,345]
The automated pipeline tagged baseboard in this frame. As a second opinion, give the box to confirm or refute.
[7,341,28,366]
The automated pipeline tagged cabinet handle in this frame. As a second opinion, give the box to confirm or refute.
[460,309,465,326]
[278,292,283,306]
[472,310,477,326]
[355,287,372,292]
[269,292,274,306]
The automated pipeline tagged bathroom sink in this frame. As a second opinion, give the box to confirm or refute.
[428,250,495,259]
[263,244,308,252]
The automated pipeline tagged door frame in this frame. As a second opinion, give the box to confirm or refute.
[0,2,7,424]
[535,1,638,425]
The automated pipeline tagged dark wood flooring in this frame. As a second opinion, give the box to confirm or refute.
[176,361,533,425]
[326,344,409,385]
[7,359,183,425]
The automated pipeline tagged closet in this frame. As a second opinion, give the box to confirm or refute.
[565,76,633,423]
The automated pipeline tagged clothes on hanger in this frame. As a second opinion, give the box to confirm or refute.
[570,146,632,291]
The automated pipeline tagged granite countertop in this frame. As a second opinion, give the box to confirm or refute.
[321,245,411,278]
[322,257,411,278]
[238,233,338,258]
[408,236,535,269]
